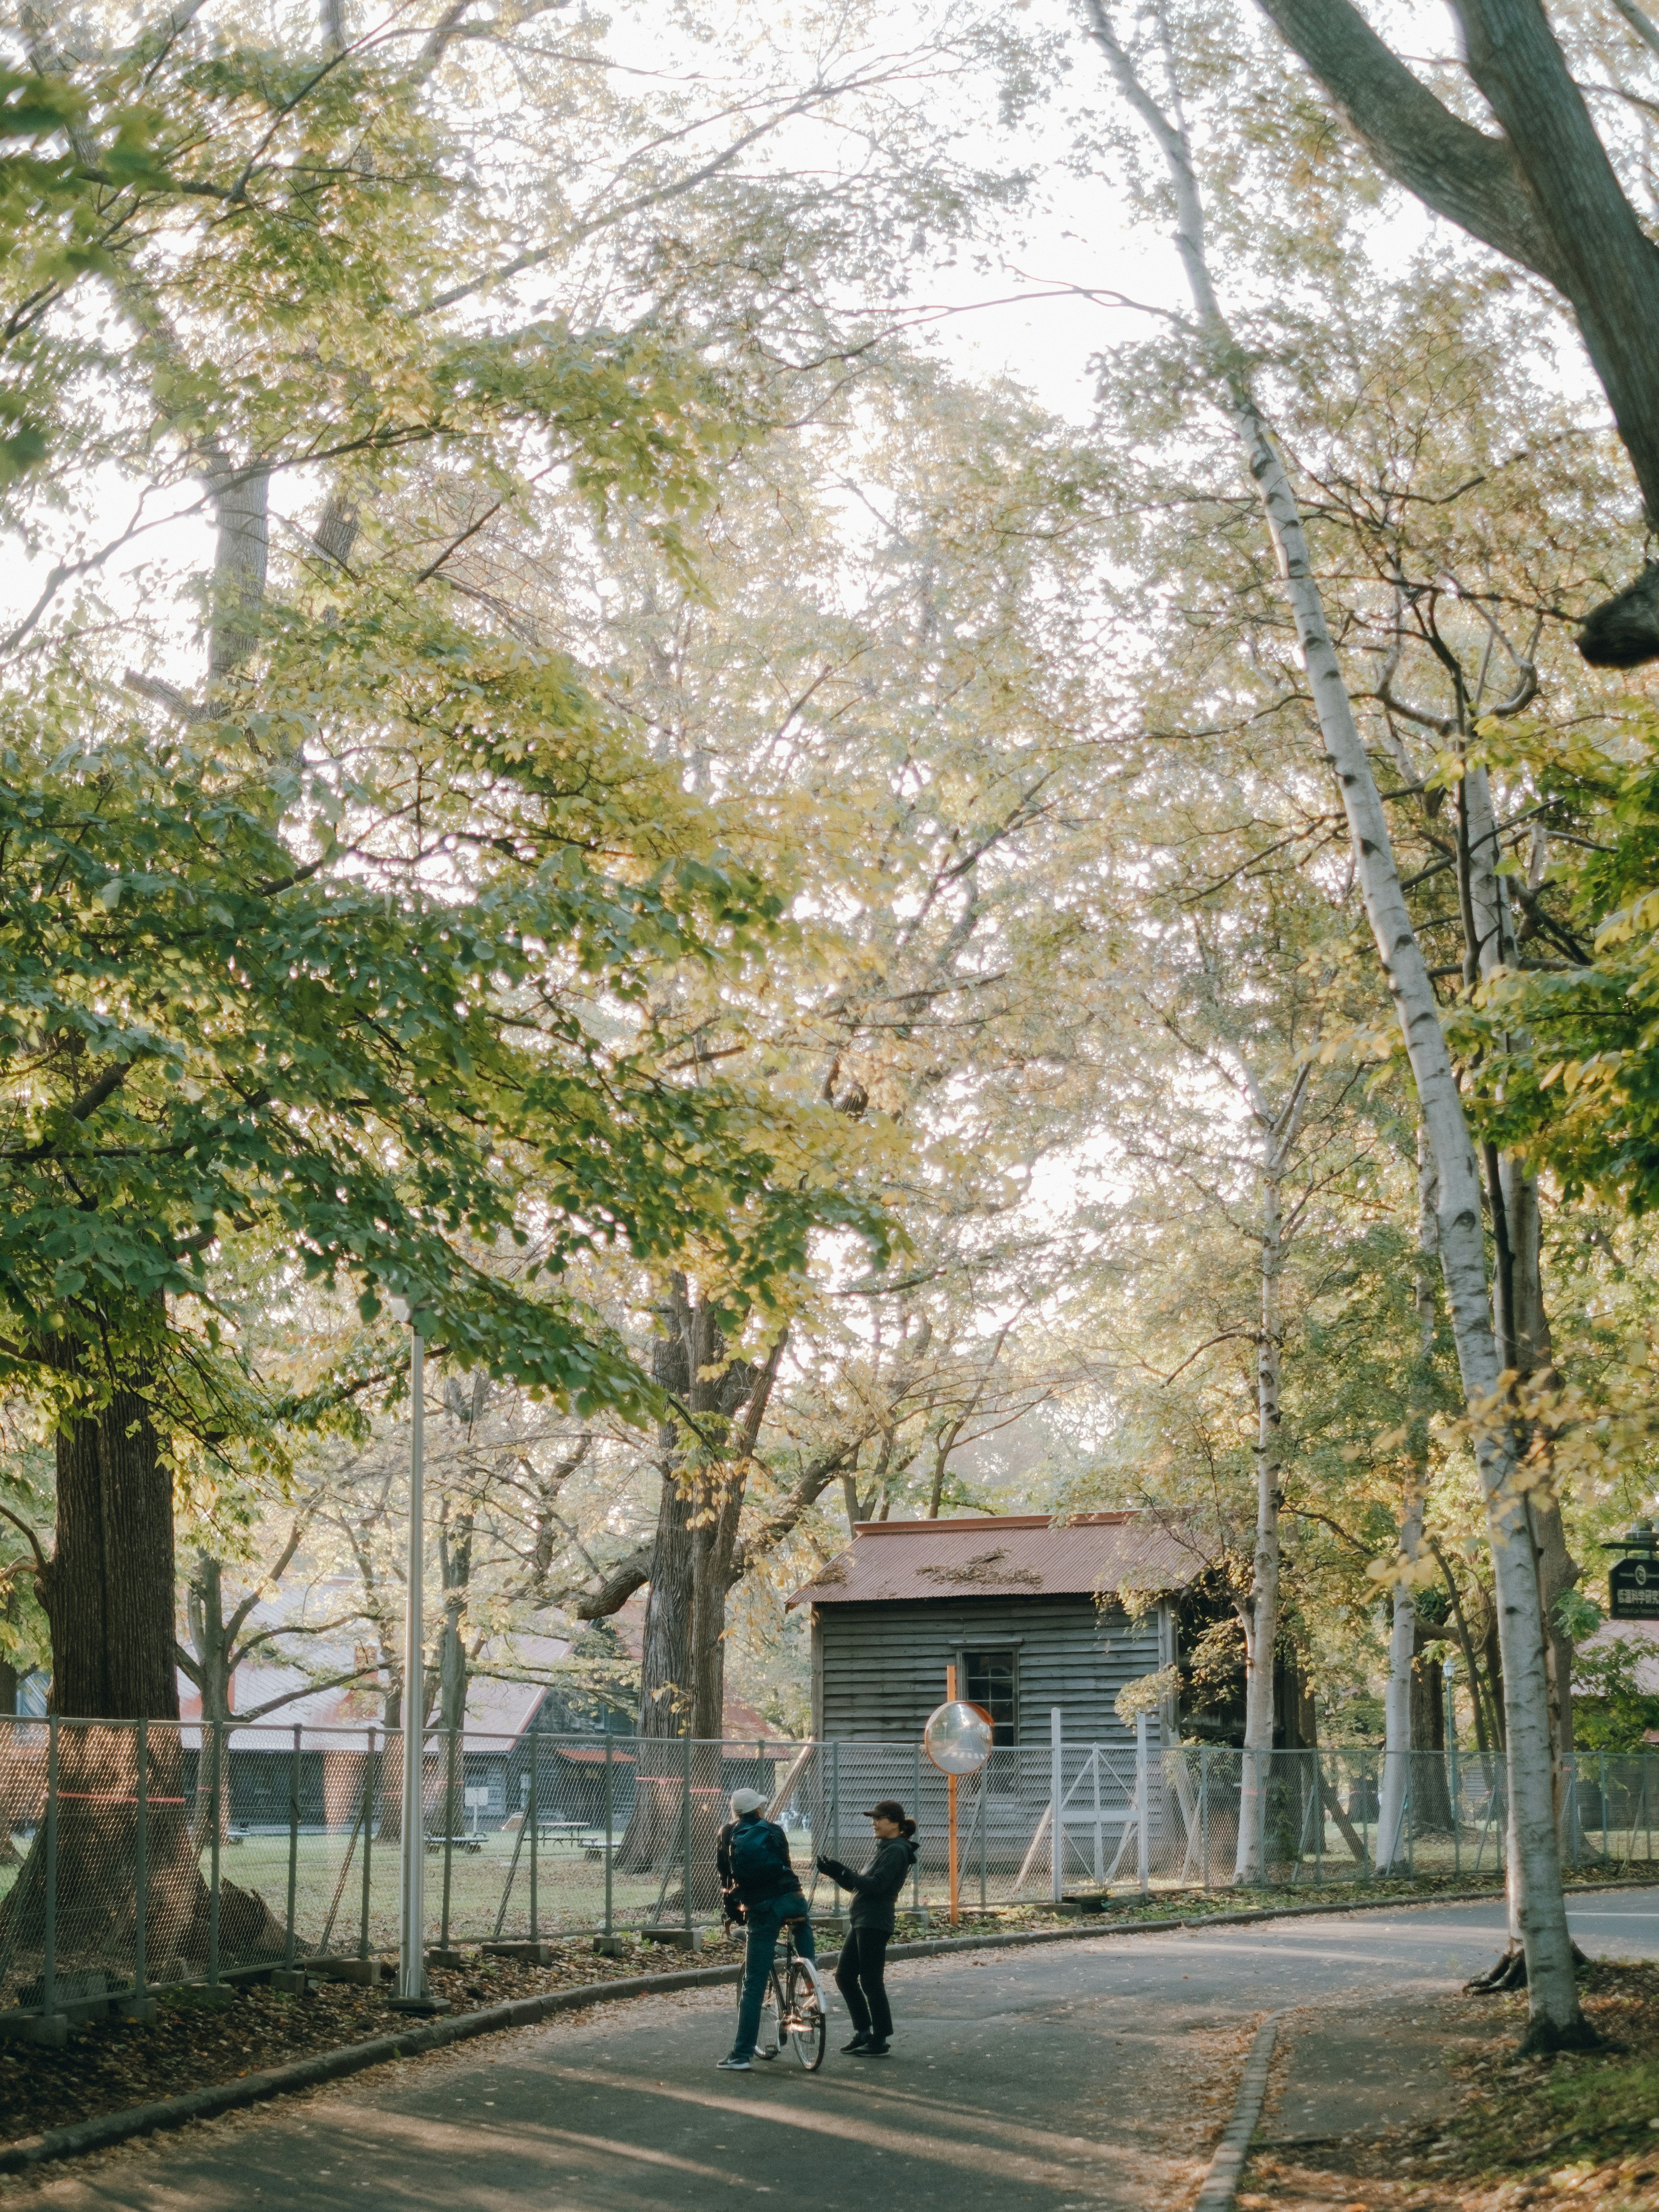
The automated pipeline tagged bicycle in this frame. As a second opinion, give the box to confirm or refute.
[744,1915,826,2072]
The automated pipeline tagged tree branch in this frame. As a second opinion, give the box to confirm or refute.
[1250,0,1565,283]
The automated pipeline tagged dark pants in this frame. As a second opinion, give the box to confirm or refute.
[730,1896,817,2061]
[834,1927,892,2041]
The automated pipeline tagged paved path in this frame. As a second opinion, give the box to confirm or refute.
[12,1894,1659,2212]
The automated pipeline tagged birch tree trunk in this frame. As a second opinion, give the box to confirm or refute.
[1464,756,1583,1941]
[1236,1120,1293,1881]
[1085,0,1588,2047]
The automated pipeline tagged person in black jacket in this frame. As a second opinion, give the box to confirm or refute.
[816,1799,918,2057]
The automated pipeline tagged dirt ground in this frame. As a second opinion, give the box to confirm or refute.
[1244,1965,1659,2212]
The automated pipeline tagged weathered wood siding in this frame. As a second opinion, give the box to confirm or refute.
[810,1594,1170,1749]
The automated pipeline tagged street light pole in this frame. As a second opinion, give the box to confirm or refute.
[390,1300,446,2015]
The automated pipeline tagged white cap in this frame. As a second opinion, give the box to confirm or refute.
[729,1788,768,1818]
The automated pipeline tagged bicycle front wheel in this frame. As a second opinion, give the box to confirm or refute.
[738,1967,782,2060]
[785,1958,826,2072]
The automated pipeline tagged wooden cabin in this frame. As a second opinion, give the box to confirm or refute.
[789,1512,1201,1751]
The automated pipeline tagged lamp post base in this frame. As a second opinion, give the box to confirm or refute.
[388,1993,451,2016]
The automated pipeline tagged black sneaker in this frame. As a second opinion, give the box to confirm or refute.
[840,2034,871,2054]
[853,2040,890,2057]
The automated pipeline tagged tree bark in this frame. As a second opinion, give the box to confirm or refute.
[1452,0,1659,524]
[636,1287,700,1745]
[1253,0,1659,524]
[1084,0,1588,2048]
[37,1355,178,1725]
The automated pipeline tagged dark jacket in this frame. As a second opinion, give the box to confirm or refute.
[815,1834,919,1934]
[717,1813,804,1922]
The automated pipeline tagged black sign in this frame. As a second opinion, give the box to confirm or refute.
[1611,1557,1659,1618]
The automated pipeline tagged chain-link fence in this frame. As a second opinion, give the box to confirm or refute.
[3,1715,1655,2032]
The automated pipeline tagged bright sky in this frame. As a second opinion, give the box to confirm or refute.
[4,0,1177,656]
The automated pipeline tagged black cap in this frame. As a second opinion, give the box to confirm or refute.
[861,1799,907,1822]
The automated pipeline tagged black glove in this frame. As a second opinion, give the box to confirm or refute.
[815,1853,846,1881]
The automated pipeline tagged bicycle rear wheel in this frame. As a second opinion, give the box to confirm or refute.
[785,1958,826,2071]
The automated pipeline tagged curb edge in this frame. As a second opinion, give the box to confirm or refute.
[1193,2013,1280,2212]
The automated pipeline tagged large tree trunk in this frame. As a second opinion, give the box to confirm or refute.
[1411,1650,1456,1832]
[617,1284,700,1879]
[33,1350,181,1958]
[1083,0,1587,2050]
[688,1331,784,1743]
[39,1365,178,1725]
[2,1352,285,1993]
[623,1292,781,1898]
[689,1465,743,1746]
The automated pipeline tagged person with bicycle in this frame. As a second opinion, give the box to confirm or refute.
[715,1787,820,2072]
[815,1799,918,2057]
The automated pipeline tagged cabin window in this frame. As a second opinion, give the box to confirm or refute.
[962,1648,1018,1745]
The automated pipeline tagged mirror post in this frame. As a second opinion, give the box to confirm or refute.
[946,1666,960,1927]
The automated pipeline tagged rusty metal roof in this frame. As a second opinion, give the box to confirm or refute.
[787,1512,1201,1608]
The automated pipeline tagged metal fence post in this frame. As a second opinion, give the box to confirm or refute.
[361,1726,377,1962]
[1092,1744,1104,1883]
[44,1714,58,2024]
[1201,1744,1210,1890]
[830,1740,842,1918]
[603,1733,614,1941]
[1362,1749,1373,1875]
[1448,1735,1461,1878]
[134,1718,149,2002]
[1135,1713,1150,1896]
[209,1718,222,1986]
[441,1726,458,1953]
[680,1734,693,1937]
[1405,1757,1414,1881]
[980,1761,989,1910]
[286,1725,301,1974]
[1601,1748,1609,1867]
[912,1744,924,1917]
[529,1716,540,1943]
[1051,1708,1063,1904]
